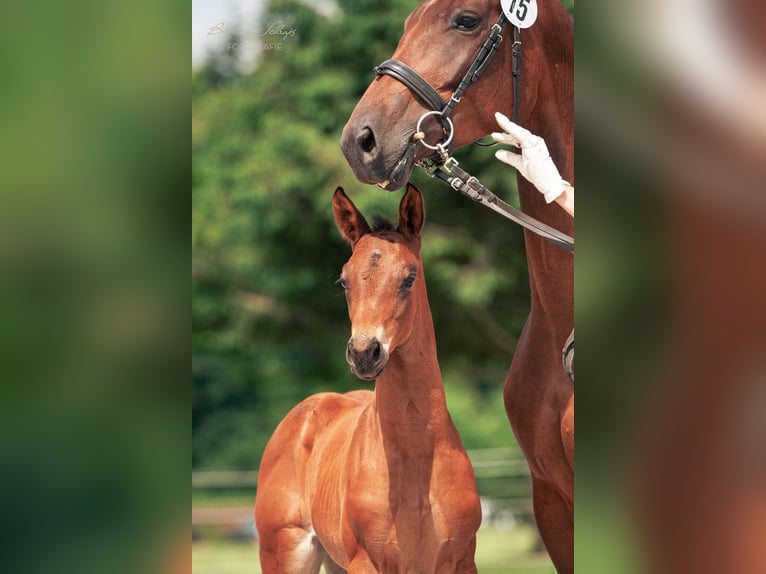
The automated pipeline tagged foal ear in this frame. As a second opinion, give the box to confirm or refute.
[332,187,370,247]
[398,183,425,240]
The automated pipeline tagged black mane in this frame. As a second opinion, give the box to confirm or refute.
[370,214,395,232]
[366,214,401,243]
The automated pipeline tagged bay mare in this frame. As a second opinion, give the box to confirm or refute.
[340,1,574,571]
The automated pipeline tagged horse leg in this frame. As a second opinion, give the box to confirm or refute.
[258,526,325,574]
[561,395,574,472]
[454,559,478,574]
[453,536,479,574]
[531,479,573,574]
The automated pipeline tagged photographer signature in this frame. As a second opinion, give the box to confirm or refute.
[207,22,225,36]
[260,21,297,39]
[207,20,296,43]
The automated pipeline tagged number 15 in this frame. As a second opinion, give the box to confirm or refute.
[509,0,530,21]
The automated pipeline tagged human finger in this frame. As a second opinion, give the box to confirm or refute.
[495,149,523,169]
[491,131,521,147]
[494,112,533,142]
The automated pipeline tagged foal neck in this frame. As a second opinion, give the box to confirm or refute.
[372,285,451,449]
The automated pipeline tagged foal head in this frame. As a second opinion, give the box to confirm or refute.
[332,184,426,380]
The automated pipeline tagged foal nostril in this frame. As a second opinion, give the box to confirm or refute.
[357,126,377,155]
[370,340,381,363]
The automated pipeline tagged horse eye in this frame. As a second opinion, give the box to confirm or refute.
[336,277,348,291]
[455,14,481,31]
[401,273,416,289]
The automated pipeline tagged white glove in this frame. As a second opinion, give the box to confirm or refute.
[491,112,567,204]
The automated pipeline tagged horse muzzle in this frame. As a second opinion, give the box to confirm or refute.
[346,336,389,380]
[340,120,420,191]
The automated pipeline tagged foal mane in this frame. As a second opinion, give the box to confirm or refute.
[370,214,394,232]
[367,214,402,244]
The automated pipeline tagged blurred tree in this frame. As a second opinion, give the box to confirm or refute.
[193,0,572,469]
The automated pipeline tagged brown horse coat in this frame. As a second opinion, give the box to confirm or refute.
[341,2,574,571]
[255,185,481,574]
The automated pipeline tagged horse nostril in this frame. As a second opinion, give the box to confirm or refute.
[357,127,377,155]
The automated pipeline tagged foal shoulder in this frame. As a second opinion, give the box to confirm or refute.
[343,389,373,404]
[302,391,371,428]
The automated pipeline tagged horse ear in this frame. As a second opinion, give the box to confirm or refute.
[333,187,370,247]
[398,183,425,239]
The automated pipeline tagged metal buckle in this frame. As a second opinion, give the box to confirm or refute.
[441,156,459,172]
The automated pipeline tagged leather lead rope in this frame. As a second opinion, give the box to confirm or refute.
[431,161,575,253]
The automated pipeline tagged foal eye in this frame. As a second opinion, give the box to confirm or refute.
[401,273,416,289]
[455,13,481,31]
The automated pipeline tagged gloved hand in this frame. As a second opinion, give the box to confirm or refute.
[492,112,567,204]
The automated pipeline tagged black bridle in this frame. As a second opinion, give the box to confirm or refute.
[374,13,517,151]
[371,12,574,253]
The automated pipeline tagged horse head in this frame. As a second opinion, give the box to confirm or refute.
[332,184,425,380]
[340,0,573,191]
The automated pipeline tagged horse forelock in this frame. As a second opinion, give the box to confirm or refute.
[364,215,404,245]
[371,214,395,232]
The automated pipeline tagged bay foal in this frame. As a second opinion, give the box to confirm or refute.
[255,185,481,573]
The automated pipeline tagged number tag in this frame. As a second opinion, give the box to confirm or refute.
[501,0,538,29]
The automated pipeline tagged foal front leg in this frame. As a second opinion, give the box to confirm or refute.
[258,526,325,574]
[346,550,378,574]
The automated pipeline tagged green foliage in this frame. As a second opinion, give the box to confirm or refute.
[191,0,574,469]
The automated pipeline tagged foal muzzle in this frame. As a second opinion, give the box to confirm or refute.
[346,336,389,381]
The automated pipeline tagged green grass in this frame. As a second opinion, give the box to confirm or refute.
[193,540,260,574]
[192,526,555,573]
[475,526,556,573]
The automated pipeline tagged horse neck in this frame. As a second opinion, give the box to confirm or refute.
[372,282,451,455]
[501,7,574,335]
[517,5,574,179]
